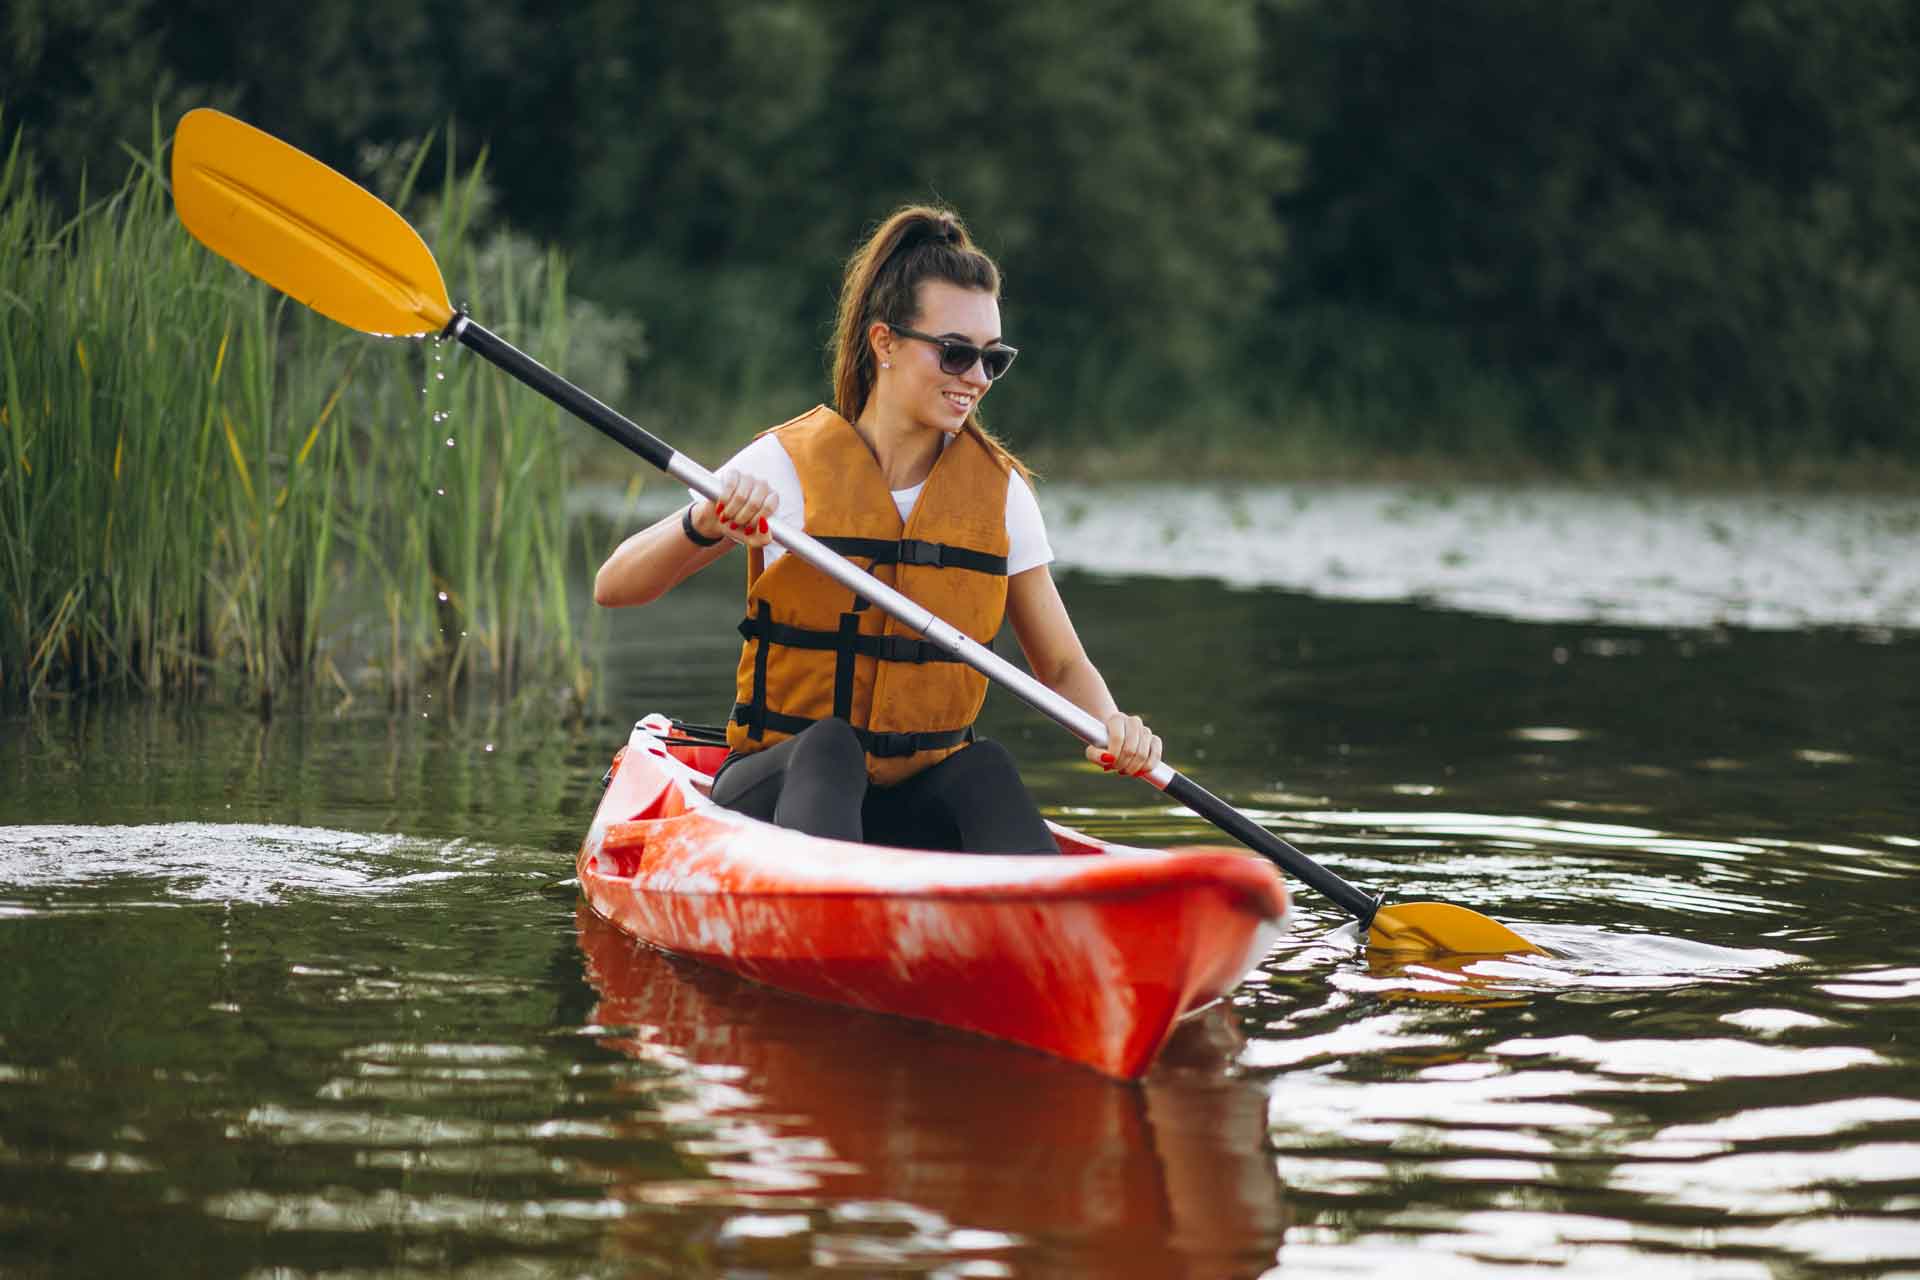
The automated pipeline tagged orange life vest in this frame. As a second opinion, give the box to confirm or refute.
[727,405,1011,785]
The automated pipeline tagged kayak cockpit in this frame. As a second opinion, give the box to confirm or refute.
[607,714,1108,858]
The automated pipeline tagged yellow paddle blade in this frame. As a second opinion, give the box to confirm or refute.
[171,108,454,337]
[1368,902,1542,956]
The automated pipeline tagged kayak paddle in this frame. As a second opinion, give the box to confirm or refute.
[170,107,1538,957]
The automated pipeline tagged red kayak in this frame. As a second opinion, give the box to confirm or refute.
[577,715,1290,1079]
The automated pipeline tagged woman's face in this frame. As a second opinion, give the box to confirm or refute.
[875,281,1003,436]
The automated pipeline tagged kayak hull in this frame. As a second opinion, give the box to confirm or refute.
[577,715,1290,1079]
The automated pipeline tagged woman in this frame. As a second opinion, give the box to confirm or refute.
[593,206,1161,854]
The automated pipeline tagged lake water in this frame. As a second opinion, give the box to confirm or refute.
[3,484,1917,1276]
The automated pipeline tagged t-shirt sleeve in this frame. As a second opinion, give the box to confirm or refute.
[1004,470,1055,576]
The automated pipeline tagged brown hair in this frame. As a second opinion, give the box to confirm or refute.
[830,205,1029,479]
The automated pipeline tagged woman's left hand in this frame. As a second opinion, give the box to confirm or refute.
[1087,712,1163,778]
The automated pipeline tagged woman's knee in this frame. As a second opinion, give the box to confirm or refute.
[793,717,865,773]
[920,739,1032,810]
[946,737,1022,785]
[936,739,1055,854]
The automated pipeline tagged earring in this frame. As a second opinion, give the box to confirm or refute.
[880,361,891,369]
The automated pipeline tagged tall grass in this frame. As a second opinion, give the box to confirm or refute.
[0,116,613,708]
[382,142,593,702]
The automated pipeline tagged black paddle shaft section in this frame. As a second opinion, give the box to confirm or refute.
[452,316,676,473]
[1163,771,1382,925]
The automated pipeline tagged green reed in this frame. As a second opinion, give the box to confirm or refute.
[0,116,603,707]
[364,138,591,704]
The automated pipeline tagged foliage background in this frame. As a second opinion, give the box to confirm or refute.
[8,0,1920,475]
[0,124,609,702]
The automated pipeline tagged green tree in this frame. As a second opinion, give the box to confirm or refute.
[557,0,1283,439]
[1260,0,1920,460]
[2,0,204,195]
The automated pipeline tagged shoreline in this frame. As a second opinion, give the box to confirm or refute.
[575,409,1920,498]
[571,475,1920,636]
[1014,437,1920,496]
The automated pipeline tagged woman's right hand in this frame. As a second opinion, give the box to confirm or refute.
[695,471,778,549]
[596,469,777,607]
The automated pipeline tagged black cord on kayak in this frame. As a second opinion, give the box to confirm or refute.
[665,718,731,745]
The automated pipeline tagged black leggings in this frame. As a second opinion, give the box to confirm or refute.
[711,718,1058,855]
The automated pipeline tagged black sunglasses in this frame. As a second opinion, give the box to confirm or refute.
[887,324,1019,381]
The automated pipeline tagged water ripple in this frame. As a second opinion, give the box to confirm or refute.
[1234,807,1914,937]
[0,822,522,909]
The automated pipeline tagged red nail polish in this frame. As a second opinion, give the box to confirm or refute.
[1099,753,1115,765]
[758,518,769,534]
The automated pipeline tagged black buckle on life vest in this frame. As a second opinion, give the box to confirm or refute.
[873,634,933,663]
[897,538,943,568]
[866,731,920,757]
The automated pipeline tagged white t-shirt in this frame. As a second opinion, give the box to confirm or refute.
[695,431,1054,575]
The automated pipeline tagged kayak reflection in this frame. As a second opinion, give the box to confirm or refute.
[575,904,1289,1278]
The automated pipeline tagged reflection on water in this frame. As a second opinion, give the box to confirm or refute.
[576,905,1289,1277]
[1,561,1917,1275]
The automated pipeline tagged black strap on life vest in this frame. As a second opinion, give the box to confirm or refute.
[833,612,859,722]
[734,613,968,666]
[728,704,974,758]
[815,536,1008,577]
[744,600,773,739]
[734,606,967,743]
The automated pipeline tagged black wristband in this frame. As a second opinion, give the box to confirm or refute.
[681,503,724,548]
